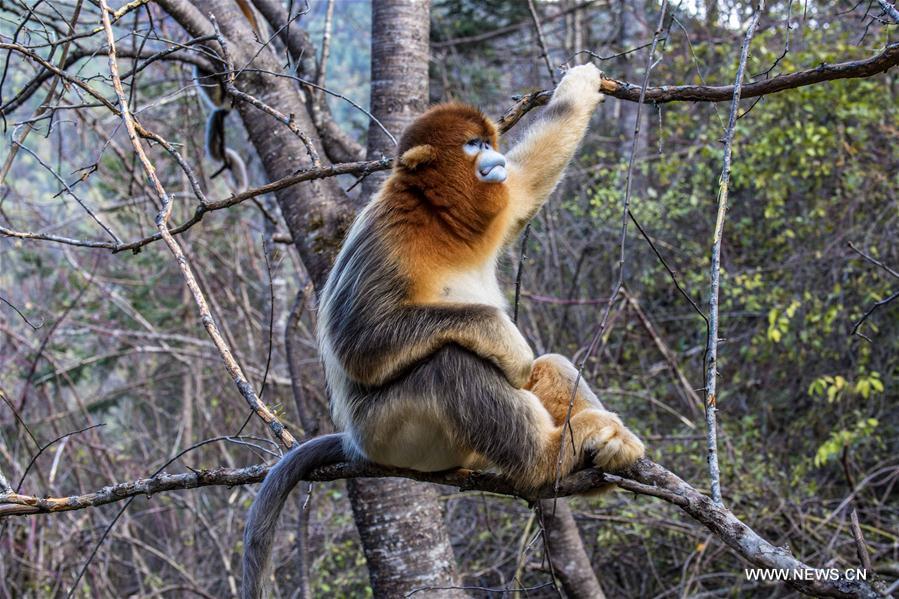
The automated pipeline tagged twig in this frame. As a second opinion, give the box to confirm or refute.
[513,224,531,324]
[566,42,654,64]
[879,0,899,23]
[432,1,599,49]
[15,424,104,493]
[0,159,392,252]
[703,1,764,508]
[210,18,321,168]
[623,291,702,416]
[0,0,84,187]
[527,0,558,85]
[11,139,121,243]
[0,295,42,330]
[627,209,708,325]
[243,68,397,146]
[851,289,899,341]
[846,242,899,340]
[848,241,899,279]
[850,508,874,574]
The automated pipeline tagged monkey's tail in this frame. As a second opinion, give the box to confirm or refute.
[223,147,248,193]
[242,433,348,599]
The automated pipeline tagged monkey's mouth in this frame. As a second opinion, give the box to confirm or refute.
[478,165,507,183]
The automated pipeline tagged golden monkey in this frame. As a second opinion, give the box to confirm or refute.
[192,0,262,193]
[194,64,248,193]
[242,64,645,598]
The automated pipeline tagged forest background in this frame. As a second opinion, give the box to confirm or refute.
[0,0,897,597]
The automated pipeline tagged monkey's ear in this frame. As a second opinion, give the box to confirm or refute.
[399,144,437,169]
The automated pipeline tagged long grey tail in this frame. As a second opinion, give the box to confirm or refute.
[242,433,348,599]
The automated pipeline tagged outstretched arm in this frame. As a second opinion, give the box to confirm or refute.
[504,64,604,239]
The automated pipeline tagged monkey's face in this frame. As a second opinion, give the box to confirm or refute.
[396,103,506,189]
[462,138,507,184]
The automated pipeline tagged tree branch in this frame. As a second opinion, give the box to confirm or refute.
[497,41,899,132]
[0,457,882,597]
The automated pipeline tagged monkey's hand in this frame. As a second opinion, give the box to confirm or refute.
[552,63,604,110]
[494,319,535,389]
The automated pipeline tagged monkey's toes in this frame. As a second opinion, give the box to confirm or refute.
[587,415,645,472]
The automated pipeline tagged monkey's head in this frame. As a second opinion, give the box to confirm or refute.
[395,103,508,190]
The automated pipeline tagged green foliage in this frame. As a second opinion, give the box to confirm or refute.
[814,418,879,467]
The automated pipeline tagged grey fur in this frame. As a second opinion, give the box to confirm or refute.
[346,345,548,476]
[321,205,522,388]
[205,108,229,162]
[241,433,347,599]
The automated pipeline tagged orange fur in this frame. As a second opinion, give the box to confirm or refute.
[373,103,512,302]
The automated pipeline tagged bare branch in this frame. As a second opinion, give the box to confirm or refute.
[432,1,601,49]
[210,18,322,168]
[703,2,763,508]
[98,0,295,450]
[497,41,899,131]
[1,457,883,598]
[526,0,558,85]
[1,159,391,251]
[847,242,899,340]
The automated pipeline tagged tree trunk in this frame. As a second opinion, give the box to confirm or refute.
[360,0,431,198]
[159,1,463,596]
[347,2,466,597]
[540,499,607,599]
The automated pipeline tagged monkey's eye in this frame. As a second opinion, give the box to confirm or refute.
[463,139,483,156]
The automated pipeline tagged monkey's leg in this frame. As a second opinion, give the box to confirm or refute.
[427,347,643,491]
[524,353,604,425]
[524,353,644,478]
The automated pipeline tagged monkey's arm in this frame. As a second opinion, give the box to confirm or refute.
[331,303,534,388]
[504,64,604,240]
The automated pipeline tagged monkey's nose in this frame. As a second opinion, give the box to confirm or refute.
[477,149,507,183]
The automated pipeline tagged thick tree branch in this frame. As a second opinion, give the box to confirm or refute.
[497,41,899,131]
[0,457,882,597]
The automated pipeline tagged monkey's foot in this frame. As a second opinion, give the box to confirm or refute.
[580,410,645,472]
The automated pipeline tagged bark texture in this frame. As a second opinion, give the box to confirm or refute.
[347,2,466,598]
[360,0,431,198]
[540,499,607,599]
[161,2,462,596]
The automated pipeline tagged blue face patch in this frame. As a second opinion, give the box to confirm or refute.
[476,148,507,183]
